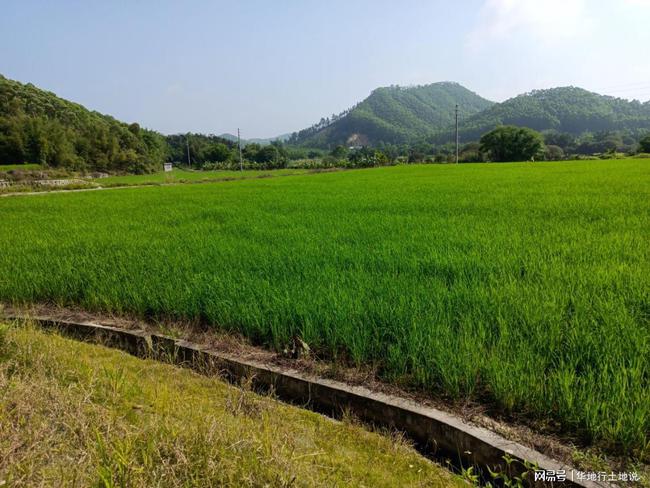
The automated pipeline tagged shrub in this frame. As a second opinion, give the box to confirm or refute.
[480,126,545,162]
[544,145,565,161]
[638,134,650,153]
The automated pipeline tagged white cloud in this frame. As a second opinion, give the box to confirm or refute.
[467,0,596,50]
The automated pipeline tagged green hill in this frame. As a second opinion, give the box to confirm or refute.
[452,87,650,143]
[290,82,494,148]
[0,74,166,172]
[292,84,650,148]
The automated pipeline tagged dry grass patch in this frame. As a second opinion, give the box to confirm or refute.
[0,323,461,487]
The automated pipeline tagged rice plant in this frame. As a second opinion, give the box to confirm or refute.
[1,159,648,457]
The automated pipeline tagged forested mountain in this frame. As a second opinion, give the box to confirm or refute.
[290,83,494,148]
[450,87,650,143]
[0,74,166,172]
[291,84,650,149]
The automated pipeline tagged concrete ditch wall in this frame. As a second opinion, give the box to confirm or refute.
[6,314,608,488]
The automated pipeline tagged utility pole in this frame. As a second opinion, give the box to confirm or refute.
[237,128,243,171]
[455,104,459,164]
[186,133,191,168]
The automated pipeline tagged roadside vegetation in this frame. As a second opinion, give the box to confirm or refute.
[0,160,648,459]
[0,323,461,487]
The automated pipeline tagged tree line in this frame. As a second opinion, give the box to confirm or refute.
[314,126,650,166]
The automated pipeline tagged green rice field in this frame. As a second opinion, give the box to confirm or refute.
[1,160,648,457]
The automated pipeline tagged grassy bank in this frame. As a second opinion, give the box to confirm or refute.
[0,167,314,195]
[98,167,310,186]
[0,163,42,171]
[0,160,648,456]
[0,323,460,487]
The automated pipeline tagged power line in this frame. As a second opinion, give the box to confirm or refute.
[455,104,459,164]
[186,133,191,167]
[596,80,650,91]
[237,128,243,172]
[602,85,650,94]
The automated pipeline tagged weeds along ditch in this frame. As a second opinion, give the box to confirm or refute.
[0,324,462,487]
[0,160,648,458]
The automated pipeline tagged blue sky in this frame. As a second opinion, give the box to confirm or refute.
[1,0,649,137]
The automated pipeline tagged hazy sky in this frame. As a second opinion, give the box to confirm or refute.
[1,0,649,137]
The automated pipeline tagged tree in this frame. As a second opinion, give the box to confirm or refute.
[407,147,425,163]
[255,145,278,164]
[330,145,348,159]
[543,130,575,152]
[459,142,483,162]
[348,147,390,167]
[544,145,565,161]
[480,126,544,162]
[242,143,261,163]
[270,140,288,160]
[0,117,26,164]
[201,142,231,163]
[639,133,650,153]
[251,144,288,169]
[600,132,623,153]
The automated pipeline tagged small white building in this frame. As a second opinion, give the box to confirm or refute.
[164,163,173,172]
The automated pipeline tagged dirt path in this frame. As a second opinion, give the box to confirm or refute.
[1,183,153,197]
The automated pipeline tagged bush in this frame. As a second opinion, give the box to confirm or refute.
[638,134,650,153]
[544,145,565,161]
[572,154,600,160]
[480,126,545,162]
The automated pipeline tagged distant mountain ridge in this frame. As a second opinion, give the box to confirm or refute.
[292,83,650,148]
[451,86,650,143]
[218,132,292,146]
[290,82,494,148]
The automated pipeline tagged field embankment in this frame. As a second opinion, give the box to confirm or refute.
[0,160,648,458]
[0,167,315,195]
[97,167,311,186]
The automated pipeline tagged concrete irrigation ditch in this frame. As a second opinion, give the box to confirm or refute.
[5,313,608,488]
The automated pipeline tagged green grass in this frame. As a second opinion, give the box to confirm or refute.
[0,323,459,487]
[99,167,309,186]
[0,160,648,457]
[0,163,42,171]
